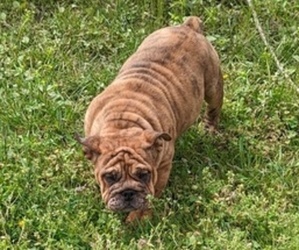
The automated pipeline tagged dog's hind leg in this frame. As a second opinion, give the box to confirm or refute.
[204,68,224,132]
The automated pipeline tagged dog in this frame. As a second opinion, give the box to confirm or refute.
[76,16,223,222]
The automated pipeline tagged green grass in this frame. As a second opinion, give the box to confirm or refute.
[1,0,299,249]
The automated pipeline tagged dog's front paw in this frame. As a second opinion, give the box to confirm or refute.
[125,209,152,223]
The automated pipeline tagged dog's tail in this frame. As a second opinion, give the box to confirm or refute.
[183,16,204,34]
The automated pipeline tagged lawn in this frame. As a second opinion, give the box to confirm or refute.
[1,0,299,249]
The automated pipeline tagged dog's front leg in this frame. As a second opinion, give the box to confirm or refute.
[126,209,152,223]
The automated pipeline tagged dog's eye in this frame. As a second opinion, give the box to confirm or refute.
[103,173,119,185]
[136,171,151,183]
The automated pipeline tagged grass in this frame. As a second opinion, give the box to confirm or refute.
[1,0,299,249]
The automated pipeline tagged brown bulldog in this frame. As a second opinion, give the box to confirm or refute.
[76,16,223,222]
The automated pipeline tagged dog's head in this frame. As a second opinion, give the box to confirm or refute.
[76,129,171,212]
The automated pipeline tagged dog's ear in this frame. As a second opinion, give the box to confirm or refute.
[143,130,172,150]
[75,133,101,162]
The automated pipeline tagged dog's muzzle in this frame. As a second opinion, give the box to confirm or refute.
[107,188,148,212]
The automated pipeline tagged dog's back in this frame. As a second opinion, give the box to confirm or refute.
[85,17,222,139]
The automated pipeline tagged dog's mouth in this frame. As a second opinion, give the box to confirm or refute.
[107,189,148,212]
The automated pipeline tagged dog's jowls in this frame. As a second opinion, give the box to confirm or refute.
[76,16,223,222]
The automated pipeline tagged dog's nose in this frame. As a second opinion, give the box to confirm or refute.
[122,189,136,201]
